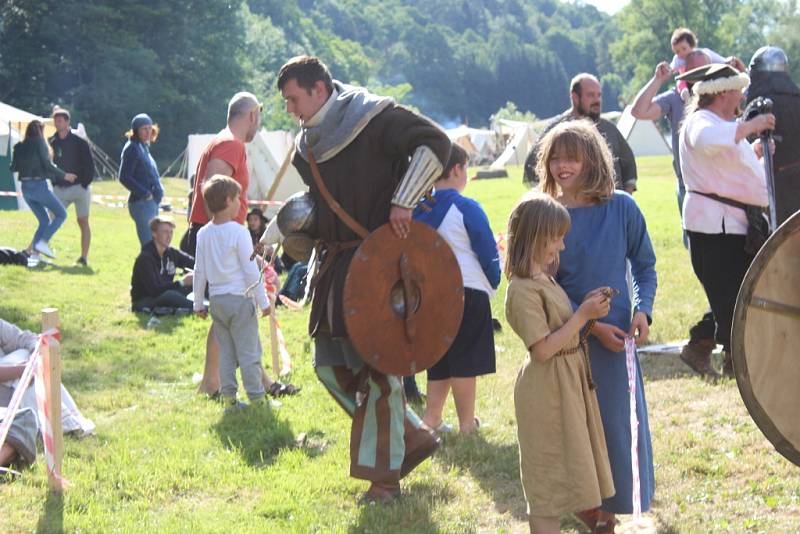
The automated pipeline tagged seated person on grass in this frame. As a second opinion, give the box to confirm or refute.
[0,320,38,471]
[131,216,195,313]
[1,319,96,472]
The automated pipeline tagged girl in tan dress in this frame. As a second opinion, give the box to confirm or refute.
[505,193,615,533]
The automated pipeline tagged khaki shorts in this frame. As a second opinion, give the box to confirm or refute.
[53,184,91,218]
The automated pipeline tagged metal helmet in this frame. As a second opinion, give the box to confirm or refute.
[276,191,317,236]
[749,46,789,73]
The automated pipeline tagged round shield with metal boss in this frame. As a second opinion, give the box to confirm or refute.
[343,221,464,376]
[732,210,800,466]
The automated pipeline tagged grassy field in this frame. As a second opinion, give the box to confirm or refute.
[1,158,798,533]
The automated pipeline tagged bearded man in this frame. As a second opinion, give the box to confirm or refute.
[524,73,637,192]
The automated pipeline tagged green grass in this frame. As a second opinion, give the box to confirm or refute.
[1,158,799,533]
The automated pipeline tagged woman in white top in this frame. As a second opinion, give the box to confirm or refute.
[678,64,775,377]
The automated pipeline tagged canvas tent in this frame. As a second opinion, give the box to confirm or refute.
[616,105,671,157]
[0,102,56,210]
[445,125,499,165]
[490,120,536,170]
[184,129,306,217]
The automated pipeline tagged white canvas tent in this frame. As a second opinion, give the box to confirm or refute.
[490,120,536,170]
[616,105,671,157]
[0,102,56,210]
[445,125,499,164]
[185,128,306,217]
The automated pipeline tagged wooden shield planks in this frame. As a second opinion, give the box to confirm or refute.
[732,210,800,466]
[343,221,464,376]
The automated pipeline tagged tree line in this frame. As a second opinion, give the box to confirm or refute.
[1,0,797,166]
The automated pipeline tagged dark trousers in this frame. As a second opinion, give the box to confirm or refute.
[687,231,753,352]
[132,287,193,312]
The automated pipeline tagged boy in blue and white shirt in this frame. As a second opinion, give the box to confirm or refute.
[413,144,500,434]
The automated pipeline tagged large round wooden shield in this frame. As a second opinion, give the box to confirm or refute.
[343,221,464,376]
[732,210,800,466]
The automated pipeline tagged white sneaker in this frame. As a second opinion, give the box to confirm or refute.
[34,240,56,258]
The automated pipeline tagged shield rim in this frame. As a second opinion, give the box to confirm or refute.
[732,211,800,467]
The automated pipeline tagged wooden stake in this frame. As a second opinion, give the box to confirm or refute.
[41,308,63,493]
[264,147,295,203]
[269,295,281,376]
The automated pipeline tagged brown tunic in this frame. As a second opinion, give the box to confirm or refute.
[292,105,451,338]
[505,275,615,517]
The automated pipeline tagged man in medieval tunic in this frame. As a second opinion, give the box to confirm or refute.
[261,55,451,503]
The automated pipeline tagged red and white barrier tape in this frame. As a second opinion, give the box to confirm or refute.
[33,333,70,489]
[0,190,284,207]
[0,328,68,487]
[625,336,641,517]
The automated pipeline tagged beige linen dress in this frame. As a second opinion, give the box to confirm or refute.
[505,274,615,517]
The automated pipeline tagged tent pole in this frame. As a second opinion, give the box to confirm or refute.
[264,146,295,202]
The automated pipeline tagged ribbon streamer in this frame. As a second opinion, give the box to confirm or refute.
[625,336,641,517]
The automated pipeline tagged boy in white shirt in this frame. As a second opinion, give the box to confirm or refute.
[193,175,270,411]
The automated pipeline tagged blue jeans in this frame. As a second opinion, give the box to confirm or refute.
[21,179,67,246]
[279,262,308,301]
[128,198,159,246]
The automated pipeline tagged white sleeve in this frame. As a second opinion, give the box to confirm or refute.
[689,117,737,152]
[192,234,207,312]
[237,228,269,310]
[703,48,728,64]
[0,319,38,354]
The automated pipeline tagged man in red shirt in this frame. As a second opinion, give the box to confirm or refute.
[186,92,261,254]
[187,92,274,398]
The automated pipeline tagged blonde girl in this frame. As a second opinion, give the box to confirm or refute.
[505,192,615,534]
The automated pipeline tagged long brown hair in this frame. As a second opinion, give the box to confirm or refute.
[24,120,44,141]
[536,120,615,204]
[23,120,54,158]
[505,192,571,279]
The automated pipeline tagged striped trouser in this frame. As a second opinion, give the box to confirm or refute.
[316,365,437,484]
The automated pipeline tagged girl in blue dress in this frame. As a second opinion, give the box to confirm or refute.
[536,120,658,532]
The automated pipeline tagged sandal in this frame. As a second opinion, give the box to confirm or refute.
[594,517,619,534]
[359,482,400,505]
[268,381,301,397]
[573,507,600,531]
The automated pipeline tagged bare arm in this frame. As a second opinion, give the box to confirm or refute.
[0,365,26,382]
[203,158,235,180]
[631,62,671,121]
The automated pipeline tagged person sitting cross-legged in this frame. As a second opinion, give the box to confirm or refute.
[130,216,195,313]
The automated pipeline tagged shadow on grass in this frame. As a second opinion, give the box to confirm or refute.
[212,405,296,468]
[35,491,63,534]
[37,261,96,276]
[349,481,455,534]
[639,352,701,381]
[436,432,528,521]
[132,311,188,334]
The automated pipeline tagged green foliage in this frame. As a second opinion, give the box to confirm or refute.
[610,0,778,100]
[489,102,539,129]
[1,0,794,167]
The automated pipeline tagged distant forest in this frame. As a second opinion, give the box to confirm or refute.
[1,0,797,164]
